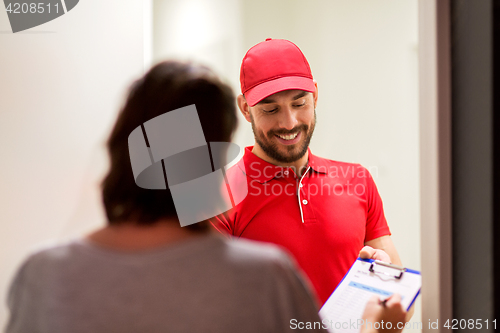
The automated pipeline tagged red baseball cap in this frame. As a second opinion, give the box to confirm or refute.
[240,38,315,106]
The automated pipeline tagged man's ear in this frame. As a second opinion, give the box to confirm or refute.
[312,81,318,109]
[237,94,252,123]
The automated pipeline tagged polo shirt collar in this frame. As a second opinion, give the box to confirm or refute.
[307,149,328,174]
[238,146,284,184]
[238,146,327,184]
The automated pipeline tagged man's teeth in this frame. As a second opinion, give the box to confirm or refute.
[277,133,298,140]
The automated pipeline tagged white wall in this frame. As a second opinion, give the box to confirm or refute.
[153,0,420,330]
[0,0,420,329]
[0,0,146,328]
[153,0,242,89]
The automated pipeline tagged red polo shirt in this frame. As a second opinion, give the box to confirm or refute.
[210,147,391,306]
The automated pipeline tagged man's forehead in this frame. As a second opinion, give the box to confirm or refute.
[257,90,310,105]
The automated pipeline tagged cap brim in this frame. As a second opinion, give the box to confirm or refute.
[244,76,315,107]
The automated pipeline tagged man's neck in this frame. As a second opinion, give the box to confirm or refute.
[251,144,309,177]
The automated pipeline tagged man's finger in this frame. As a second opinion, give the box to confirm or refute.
[371,249,392,263]
[359,246,376,259]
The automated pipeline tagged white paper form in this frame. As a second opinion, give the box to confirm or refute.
[319,259,421,333]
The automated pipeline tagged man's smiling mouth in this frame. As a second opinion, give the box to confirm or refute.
[276,132,299,141]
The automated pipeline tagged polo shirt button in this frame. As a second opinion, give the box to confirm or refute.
[284,170,289,176]
[302,199,308,205]
[299,183,303,188]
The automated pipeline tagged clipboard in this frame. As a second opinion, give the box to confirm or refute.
[319,258,421,333]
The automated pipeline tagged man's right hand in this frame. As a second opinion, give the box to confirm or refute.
[360,294,407,333]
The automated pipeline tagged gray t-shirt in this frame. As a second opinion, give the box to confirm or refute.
[6,234,325,332]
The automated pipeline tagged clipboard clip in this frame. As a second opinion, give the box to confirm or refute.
[369,260,406,280]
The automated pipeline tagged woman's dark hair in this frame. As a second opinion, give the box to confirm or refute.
[101,61,237,231]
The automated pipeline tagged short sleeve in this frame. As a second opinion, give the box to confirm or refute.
[5,258,37,333]
[363,169,391,242]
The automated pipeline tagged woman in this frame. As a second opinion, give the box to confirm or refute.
[6,61,405,332]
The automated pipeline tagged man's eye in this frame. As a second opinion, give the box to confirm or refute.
[263,108,277,113]
[293,103,305,107]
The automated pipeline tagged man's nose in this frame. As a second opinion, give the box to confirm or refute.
[279,107,298,130]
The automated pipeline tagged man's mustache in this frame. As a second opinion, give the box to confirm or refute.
[268,124,308,137]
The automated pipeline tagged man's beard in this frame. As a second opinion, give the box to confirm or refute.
[250,110,316,164]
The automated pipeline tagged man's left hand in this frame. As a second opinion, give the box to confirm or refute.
[359,246,392,263]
